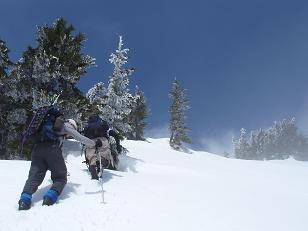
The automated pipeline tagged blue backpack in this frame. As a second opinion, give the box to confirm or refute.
[40,107,63,141]
[20,105,62,155]
[83,115,109,139]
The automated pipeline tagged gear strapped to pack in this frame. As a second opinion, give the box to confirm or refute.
[20,105,63,156]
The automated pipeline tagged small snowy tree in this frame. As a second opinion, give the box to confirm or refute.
[99,35,135,136]
[247,132,258,160]
[254,128,266,160]
[169,79,191,150]
[126,86,148,140]
[234,128,250,159]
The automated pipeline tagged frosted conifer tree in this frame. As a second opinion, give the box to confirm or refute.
[248,132,258,160]
[234,128,250,159]
[99,36,135,135]
[252,128,266,160]
[233,119,308,160]
[126,86,148,140]
[0,39,13,78]
[33,18,94,106]
[87,82,107,105]
[84,82,108,126]
[169,79,191,150]
[0,39,14,158]
[3,18,95,159]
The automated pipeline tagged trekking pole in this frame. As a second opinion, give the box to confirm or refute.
[80,144,85,157]
[95,148,105,203]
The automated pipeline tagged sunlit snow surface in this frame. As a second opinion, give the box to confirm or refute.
[0,138,307,231]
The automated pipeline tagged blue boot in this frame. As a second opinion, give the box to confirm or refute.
[42,189,58,206]
[18,193,32,210]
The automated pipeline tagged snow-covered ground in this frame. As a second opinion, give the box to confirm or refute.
[0,138,308,231]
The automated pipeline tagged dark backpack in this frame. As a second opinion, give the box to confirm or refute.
[40,109,63,142]
[20,105,63,155]
[83,115,109,139]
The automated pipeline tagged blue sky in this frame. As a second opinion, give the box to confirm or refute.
[1,0,308,152]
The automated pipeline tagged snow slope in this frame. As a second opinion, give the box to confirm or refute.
[0,138,308,231]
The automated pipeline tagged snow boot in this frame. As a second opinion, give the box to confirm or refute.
[89,165,99,180]
[42,189,58,206]
[18,193,32,210]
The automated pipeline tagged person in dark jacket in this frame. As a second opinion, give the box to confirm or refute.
[83,115,122,180]
[18,116,98,211]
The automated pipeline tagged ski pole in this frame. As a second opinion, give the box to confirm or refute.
[80,144,85,156]
[95,148,104,203]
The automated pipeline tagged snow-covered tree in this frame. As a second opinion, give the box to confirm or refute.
[272,119,298,159]
[98,35,135,136]
[0,39,13,78]
[33,18,95,111]
[251,128,266,160]
[169,79,191,150]
[2,18,95,159]
[233,118,308,161]
[234,128,250,159]
[247,132,258,160]
[0,39,14,159]
[126,86,148,140]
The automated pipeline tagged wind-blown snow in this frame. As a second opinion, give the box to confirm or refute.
[0,138,308,231]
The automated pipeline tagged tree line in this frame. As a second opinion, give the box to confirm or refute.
[232,118,308,161]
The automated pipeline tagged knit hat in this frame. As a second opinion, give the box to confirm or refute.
[67,119,77,130]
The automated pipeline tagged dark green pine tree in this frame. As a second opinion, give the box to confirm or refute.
[0,39,13,78]
[127,86,148,140]
[0,39,14,159]
[5,18,95,158]
[169,79,191,150]
[22,18,94,114]
[34,18,95,116]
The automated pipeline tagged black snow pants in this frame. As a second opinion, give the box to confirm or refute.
[22,141,67,195]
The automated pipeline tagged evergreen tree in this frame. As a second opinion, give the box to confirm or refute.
[0,39,14,159]
[32,18,95,111]
[2,18,94,158]
[248,132,258,160]
[126,86,148,140]
[169,79,191,150]
[99,35,135,136]
[233,118,308,161]
[254,128,266,160]
[0,39,13,78]
[295,134,308,161]
[86,82,107,113]
[234,128,250,159]
[223,151,230,158]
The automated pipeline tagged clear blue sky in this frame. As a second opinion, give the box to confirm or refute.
[2,0,308,151]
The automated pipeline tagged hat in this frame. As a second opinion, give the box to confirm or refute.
[67,119,77,130]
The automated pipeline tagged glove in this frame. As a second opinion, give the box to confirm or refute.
[95,139,102,148]
[116,144,122,153]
